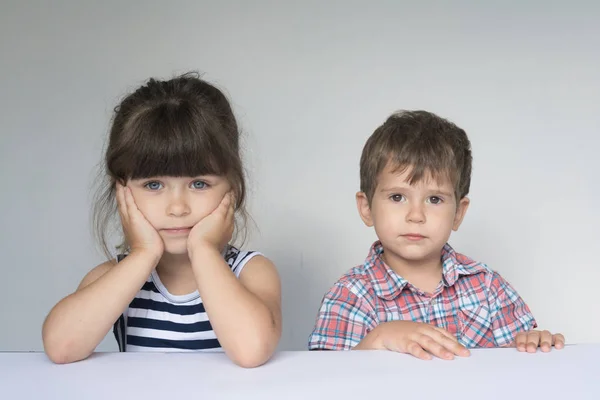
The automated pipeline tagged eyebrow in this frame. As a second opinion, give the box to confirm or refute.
[379,186,409,193]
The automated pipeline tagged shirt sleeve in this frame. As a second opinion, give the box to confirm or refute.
[308,282,377,350]
[488,272,537,347]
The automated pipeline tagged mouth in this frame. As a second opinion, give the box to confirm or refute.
[161,227,192,235]
[401,234,426,241]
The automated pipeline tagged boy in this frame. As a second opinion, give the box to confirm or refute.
[308,110,564,360]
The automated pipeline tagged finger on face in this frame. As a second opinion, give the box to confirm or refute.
[116,183,128,220]
[223,191,233,206]
[215,192,231,215]
[539,330,553,352]
[123,186,138,216]
[226,196,235,220]
[526,331,541,353]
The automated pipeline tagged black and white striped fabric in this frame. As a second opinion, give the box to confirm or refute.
[113,245,260,352]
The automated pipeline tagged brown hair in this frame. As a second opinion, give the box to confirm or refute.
[92,72,248,258]
[359,110,472,203]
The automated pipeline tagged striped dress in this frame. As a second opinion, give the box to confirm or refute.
[112,245,260,352]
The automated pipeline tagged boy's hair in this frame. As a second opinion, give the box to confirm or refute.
[92,72,247,258]
[359,110,472,204]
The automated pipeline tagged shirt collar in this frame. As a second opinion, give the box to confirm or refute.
[364,241,487,300]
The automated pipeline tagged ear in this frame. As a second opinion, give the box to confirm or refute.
[356,192,374,227]
[452,196,470,231]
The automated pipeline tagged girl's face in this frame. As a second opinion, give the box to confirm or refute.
[126,175,231,255]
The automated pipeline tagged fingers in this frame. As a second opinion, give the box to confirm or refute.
[515,330,566,353]
[212,192,232,217]
[515,331,541,353]
[123,185,140,221]
[225,192,235,219]
[225,193,235,240]
[416,336,455,360]
[515,332,528,352]
[116,183,128,221]
[217,192,236,226]
[553,333,566,350]
[539,330,553,353]
[526,331,540,353]
[405,341,433,361]
[380,333,432,360]
[430,327,470,357]
[433,326,458,342]
[425,331,470,358]
[395,328,469,361]
[380,322,470,361]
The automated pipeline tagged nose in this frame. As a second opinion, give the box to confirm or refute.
[406,202,426,224]
[166,191,191,217]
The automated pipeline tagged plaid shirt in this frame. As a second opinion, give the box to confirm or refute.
[309,241,536,350]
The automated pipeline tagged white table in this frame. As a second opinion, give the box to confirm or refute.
[2,345,599,399]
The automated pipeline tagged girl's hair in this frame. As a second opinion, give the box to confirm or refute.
[92,72,248,258]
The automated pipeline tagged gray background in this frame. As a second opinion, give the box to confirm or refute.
[1,0,598,352]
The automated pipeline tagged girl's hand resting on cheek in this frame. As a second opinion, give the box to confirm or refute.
[187,192,235,258]
[116,183,164,261]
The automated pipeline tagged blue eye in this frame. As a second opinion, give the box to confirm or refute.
[191,180,207,189]
[144,181,163,190]
[390,194,405,202]
[428,196,443,204]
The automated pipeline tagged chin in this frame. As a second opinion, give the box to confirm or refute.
[400,253,432,262]
[384,243,434,262]
[162,241,189,256]
[164,248,189,256]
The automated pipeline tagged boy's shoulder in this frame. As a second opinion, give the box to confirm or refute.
[334,262,378,295]
[328,242,403,301]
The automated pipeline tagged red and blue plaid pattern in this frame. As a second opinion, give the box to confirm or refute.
[309,241,536,350]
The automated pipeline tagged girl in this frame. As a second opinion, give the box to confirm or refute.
[42,73,282,368]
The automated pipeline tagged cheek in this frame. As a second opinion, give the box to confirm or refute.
[372,204,399,232]
[194,192,225,216]
[430,208,457,229]
[128,192,156,219]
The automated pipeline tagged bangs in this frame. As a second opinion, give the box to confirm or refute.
[389,161,456,189]
[112,101,230,180]
[384,132,459,189]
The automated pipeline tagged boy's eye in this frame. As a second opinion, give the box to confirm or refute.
[191,180,207,189]
[427,196,443,204]
[144,181,163,190]
[390,194,405,202]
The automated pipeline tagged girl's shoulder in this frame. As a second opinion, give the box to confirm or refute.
[224,245,264,277]
[76,260,115,291]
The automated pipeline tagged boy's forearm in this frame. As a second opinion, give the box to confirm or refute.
[42,252,158,364]
[191,246,279,367]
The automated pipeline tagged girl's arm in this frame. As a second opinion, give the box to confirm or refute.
[43,185,163,364]
[41,252,159,364]
[191,247,282,368]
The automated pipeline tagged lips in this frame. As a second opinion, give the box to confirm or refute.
[402,234,425,241]
[162,227,192,234]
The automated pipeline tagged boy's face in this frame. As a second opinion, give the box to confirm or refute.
[356,162,469,267]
